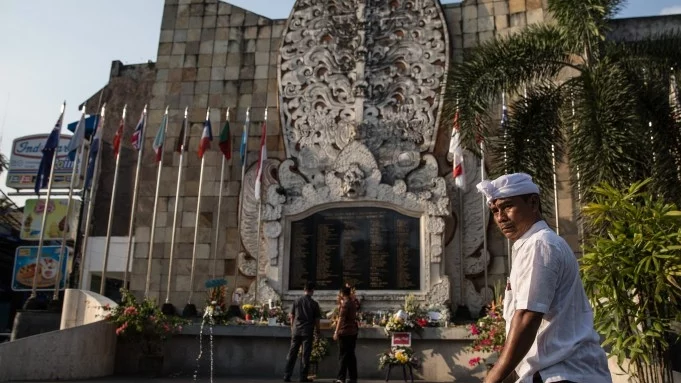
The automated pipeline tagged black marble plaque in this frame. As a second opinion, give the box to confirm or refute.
[288,207,420,291]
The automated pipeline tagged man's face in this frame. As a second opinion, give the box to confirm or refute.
[488,195,539,241]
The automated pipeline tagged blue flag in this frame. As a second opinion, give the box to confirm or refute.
[239,112,249,167]
[34,112,64,194]
[85,116,103,190]
[66,112,86,161]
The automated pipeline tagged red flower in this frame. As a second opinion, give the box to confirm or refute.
[468,357,482,367]
[163,324,170,332]
[115,322,129,336]
[481,338,492,346]
[123,306,137,316]
[416,318,428,327]
[470,324,480,335]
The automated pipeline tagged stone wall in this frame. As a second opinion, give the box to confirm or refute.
[130,0,285,307]
[608,14,681,42]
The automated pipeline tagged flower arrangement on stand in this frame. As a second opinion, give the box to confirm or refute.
[466,291,505,368]
[378,346,420,370]
[382,295,426,336]
[302,333,330,380]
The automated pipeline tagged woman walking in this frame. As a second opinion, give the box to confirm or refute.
[333,286,358,383]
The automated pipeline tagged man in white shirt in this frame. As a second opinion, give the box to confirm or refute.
[477,173,611,383]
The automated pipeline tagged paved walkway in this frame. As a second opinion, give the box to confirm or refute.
[18,379,432,383]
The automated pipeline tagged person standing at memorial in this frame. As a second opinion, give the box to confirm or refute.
[477,173,611,383]
[333,286,359,383]
[284,281,321,382]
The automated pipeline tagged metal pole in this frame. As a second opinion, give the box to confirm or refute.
[99,105,127,295]
[145,106,169,297]
[481,140,488,304]
[188,108,211,304]
[78,104,107,289]
[232,107,249,298]
[571,96,585,252]
[166,107,189,303]
[212,108,230,279]
[123,105,147,287]
[551,145,560,235]
[29,102,65,300]
[501,92,512,269]
[52,109,87,300]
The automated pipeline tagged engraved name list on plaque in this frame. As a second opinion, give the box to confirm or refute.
[288,207,420,291]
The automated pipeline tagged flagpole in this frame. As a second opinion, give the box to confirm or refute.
[123,105,147,288]
[232,107,250,303]
[480,139,489,305]
[99,105,127,295]
[502,92,512,270]
[570,96,585,253]
[145,106,169,297]
[212,107,229,279]
[78,104,107,290]
[51,108,87,301]
[25,102,65,308]
[163,107,189,313]
[186,107,210,315]
[254,107,267,304]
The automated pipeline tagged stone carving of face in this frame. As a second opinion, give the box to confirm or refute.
[341,163,365,198]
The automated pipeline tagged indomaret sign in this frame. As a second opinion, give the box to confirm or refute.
[6,134,83,190]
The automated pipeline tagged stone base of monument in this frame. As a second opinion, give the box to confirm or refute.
[147,325,488,382]
[10,310,61,341]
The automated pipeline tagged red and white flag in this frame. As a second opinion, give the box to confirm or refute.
[197,108,213,159]
[113,107,126,157]
[254,113,268,201]
[448,111,466,190]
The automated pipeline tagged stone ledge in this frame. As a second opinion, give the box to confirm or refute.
[180,324,471,340]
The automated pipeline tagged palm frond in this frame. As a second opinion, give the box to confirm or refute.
[443,24,575,151]
[566,61,643,199]
[491,83,564,217]
[604,32,681,74]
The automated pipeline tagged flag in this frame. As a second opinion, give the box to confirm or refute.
[448,111,465,190]
[219,119,231,160]
[113,115,125,157]
[152,113,168,162]
[254,120,267,200]
[131,110,145,151]
[198,111,213,159]
[34,111,64,194]
[175,114,188,153]
[66,113,86,161]
[239,112,249,167]
[85,116,103,190]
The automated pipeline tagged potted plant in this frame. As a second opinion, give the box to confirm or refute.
[103,289,186,377]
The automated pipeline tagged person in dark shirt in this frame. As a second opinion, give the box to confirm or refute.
[284,281,321,382]
[333,286,359,383]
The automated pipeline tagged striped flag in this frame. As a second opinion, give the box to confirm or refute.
[152,112,168,162]
[131,110,145,151]
[34,110,64,194]
[254,118,267,200]
[448,110,465,190]
[219,118,231,160]
[198,109,213,159]
[239,110,249,167]
[175,113,188,153]
[113,113,125,157]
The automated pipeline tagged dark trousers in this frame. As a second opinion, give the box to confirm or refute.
[336,334,358,382]
[285,334,314,378]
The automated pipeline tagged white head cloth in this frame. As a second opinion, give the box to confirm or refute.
[476,172,540,204]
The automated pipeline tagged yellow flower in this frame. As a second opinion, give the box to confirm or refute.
[394,350,408,364]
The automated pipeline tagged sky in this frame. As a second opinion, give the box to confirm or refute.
[1,0,680,202]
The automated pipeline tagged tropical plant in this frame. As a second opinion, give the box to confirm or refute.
[103,289,187,356]
[580,179,681,383]
[444,0,681,210]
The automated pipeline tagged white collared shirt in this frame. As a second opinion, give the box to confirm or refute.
[505,221,611,383]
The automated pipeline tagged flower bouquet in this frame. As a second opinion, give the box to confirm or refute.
[103,289,187,356]
[378,346,420,369]
[467,291,505,368]
[383,310,422,336]
[241,304,258,321]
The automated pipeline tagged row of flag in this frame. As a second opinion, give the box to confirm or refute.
[35,105,270,200]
